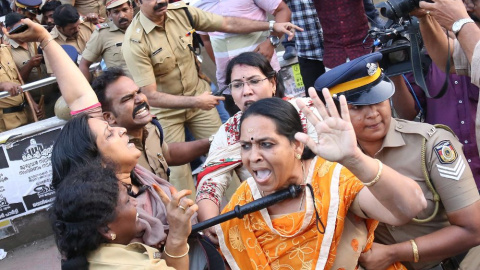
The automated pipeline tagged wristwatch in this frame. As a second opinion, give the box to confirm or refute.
[269,20,275,32]
[269,35,280,48]
[452,18,474,37]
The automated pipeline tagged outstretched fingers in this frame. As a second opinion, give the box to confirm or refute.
[338,95,351,124]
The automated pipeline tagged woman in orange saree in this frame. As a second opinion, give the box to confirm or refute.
[216,94,425,270]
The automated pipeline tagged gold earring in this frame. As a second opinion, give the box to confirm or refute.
[110,233,116,241]
[295,153,301,160]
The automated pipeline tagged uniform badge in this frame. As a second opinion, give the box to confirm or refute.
[366,63,378,76]
[436,158,465,181]
[434,140,458,164]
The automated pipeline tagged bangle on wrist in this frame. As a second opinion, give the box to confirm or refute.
[410,239,420,263]
[363,159,383,187]
[40,37,54,50]
[164,243,189,259]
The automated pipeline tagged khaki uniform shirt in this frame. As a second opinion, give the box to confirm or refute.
[82,21,131,77]
[9,40,45,83]
[0,45,28,131]
[87,242,174,270]
[60,0,107,18]
[373,119,479,270]
[123,2,223,116]
[130,123,170,180]
[46,22,93,73]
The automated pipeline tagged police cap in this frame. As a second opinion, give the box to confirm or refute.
[15,0,42,15]
[105,0,129,9]
[314,52,394,105]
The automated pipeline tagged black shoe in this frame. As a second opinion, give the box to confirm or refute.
[283,46,297,60]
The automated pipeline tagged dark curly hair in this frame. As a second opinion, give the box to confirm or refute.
[51,114,100,189]
[51,161,119,270]
[239,98,315,160]
[224,52,285,98]
[92,67,127,112]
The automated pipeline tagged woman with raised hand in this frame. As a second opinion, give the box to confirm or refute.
[215,94,425,270]
[3,19,196,254]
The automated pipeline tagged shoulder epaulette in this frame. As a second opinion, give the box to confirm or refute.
[168,1,187,10]
[95,23,110,30]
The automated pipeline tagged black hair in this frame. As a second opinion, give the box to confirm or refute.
[92,67,126,112]
[225,52,285,98]
[5,12,25,28]
[51,161,119,270]
[53,4,79,27]
[41,0,61,14]
[239,98,315,160]
[51,114,100,189]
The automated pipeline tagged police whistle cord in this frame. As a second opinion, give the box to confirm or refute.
[191,185,304,234]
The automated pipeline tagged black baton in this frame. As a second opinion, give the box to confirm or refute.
[191,185,304,234]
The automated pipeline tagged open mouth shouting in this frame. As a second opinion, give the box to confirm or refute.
[132,102,150,119]
[253,169,272,184]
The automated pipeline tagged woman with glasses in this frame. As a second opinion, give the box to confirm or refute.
[195,51,320,244]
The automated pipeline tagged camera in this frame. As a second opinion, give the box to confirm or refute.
[377,0,433,21]
[366,18,417,76]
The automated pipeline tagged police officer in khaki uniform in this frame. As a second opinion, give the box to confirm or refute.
[313,52,480,270]
[45,4,93,74]
[0,44,29,132]
[13,0,41,22]
[79,0,134,82]
[92,68,211,183]
[5,12,49,118]
[123,0,299,195]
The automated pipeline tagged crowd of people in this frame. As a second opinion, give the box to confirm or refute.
[1,0,480,269]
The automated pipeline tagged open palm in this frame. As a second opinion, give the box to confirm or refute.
[295,88,359,163]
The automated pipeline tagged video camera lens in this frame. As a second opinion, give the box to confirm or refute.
[377,0,420,21]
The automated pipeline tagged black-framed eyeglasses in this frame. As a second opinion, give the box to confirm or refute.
[227,77,269,91]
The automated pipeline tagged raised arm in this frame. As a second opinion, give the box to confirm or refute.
[296,88,427,226]
[4,19,98,112]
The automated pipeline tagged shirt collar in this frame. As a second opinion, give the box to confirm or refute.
[377,118,406,152]
[108,20,121,32]
[139,11,162,34]
[8,38,20,48]
[50,26,68,42]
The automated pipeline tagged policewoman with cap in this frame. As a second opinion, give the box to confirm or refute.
[313,52,480,270]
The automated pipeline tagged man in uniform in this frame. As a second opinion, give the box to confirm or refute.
[92,67,211,185]
[46,4,93,73]
[311,52,480,270]
[0,36,29,132]
[79,0,134,82]
[41,0,62,32]
[5,12,47,118]
[13,0,41,22]
[123,0,299,194]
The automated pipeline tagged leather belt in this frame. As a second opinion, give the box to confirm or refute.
[3,102,26,114]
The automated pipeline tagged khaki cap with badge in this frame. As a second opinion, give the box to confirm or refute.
[105,0,129,9]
